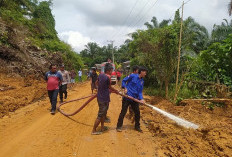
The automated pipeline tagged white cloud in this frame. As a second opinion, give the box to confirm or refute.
[58,31,92,52]
[52,0,230,51]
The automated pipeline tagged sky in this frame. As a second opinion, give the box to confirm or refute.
[51,0,231,52]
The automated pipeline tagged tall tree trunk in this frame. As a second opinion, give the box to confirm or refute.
[165,79,169,99]
[159,80,163,92]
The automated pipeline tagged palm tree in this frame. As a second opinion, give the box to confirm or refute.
[84,42,100,60]
[144,17,170,29]
[182,17,209,54]
[211,19,232,42]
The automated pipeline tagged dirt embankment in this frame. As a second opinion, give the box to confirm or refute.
[0,73,47,118]
[141,96,232,156]
[0,17,63,77]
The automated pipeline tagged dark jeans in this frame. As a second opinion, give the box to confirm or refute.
[48,89,59,111]
[59,84,67,101]
[117,97,140,129]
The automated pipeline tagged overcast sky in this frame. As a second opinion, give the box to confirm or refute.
[51,0,231,52]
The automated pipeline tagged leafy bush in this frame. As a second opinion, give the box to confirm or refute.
[144,87,166,97]
[175,97,183,106]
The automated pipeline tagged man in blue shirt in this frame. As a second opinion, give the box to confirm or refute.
[116,67,147,133]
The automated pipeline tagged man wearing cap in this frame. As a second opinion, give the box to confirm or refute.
[58,65,70,103]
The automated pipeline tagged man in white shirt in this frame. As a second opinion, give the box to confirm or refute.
[78,69,82,82]
[58,65,70,102]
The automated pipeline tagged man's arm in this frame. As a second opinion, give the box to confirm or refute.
[138,81,145,104]
[107,77,119,94]
[67,71,71,83]
[44,72,48,81]
[90,74,92,84]
[109,84,119,94]
[121,74,133,89]
[58,73,63,86]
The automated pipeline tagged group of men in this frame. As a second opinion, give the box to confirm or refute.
[91,63,147,135]
[45,63,147,135]
[44,64,82,114]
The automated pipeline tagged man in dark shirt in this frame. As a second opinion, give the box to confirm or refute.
[90,68,98,94]
[92,63,119,135]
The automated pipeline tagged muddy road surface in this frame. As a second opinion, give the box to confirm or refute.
[0,79,232,157]
[0,82,156,157]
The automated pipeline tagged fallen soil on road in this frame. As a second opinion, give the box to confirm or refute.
[0,78,232,157]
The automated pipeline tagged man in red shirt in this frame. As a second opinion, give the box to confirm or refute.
[45,64,63,115]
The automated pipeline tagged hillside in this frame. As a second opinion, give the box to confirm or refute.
[0,17,63,77]
[0,0,83,117]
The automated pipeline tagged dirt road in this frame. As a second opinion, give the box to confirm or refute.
[1,80,232,157]
[0,82,156,157]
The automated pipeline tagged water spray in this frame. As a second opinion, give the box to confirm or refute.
[118,92,199,129]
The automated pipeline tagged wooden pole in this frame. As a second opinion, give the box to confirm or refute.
[174,1,184,101]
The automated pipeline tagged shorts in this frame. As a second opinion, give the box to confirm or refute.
[91,82,97,90]
[97,101,109,119]
[70,79,75,83]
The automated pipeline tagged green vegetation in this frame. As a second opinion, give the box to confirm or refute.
[201,101,225,110]
[0,0,83,70]
[1,0,231,101]
[80,42,131,67]
[80,8,232,100]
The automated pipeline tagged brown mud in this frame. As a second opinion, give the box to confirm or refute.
[0,77,231,157]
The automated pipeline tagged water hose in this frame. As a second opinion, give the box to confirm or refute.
[58,91,199,129]
[57,94,97,116]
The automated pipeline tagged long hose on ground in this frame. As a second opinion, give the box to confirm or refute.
[57,94,97,116]
[58,92,199,129]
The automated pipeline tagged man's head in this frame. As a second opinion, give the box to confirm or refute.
[104,63,113,74]
[49,64,57,73]
[92,68,96,73]
[138,66,147,78]
[132,65,139,74]
[60,65,65,71]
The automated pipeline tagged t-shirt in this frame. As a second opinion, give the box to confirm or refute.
[121,73,144,100]
[97,73,110,103]
[58,70,70,85]
[117,71,121,77]
[70,71,76,79]
[45,71,63,90]
[78,71,82,76]
[90,73,98,83]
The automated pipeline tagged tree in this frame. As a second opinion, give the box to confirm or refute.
[144,16,170,29]
[33,1,57,39]
[190,34,232,86]
[130,26,179,98]
[84,42,100,60]
[211,19,232,42]
[182,17,209,54]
